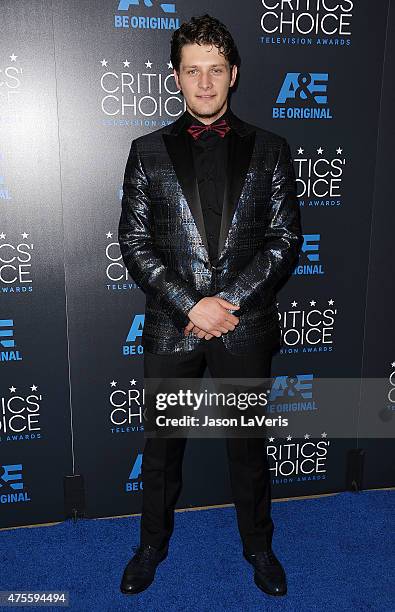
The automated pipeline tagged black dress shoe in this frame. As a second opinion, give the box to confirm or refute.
[120,544,168,595]
[243,548,287,596]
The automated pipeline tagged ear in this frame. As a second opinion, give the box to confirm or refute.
[230,64,237,87]
[173,68,181,90]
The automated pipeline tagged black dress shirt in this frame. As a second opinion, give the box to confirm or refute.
[184,108,232,266]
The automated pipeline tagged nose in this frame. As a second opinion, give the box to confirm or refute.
[198,72,212,90]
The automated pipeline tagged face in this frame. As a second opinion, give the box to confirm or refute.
[173,43,237,124]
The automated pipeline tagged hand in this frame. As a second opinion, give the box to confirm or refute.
[187,297,240,337]
[184,321,214,340]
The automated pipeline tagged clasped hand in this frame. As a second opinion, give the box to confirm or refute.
[184,296,240,340]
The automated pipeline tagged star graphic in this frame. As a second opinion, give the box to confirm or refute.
[0,232,6,239]
[304,433,310,439]
[145,60,153,69]
[291,300,297,307]
[167,61,173,69]
[286,434,292,441]
[123,60,130,67]
[10,54,17,62]
[100,59,108,67]
[391,362,395,368]
[9,386,16,392]
[336,147,343,154]
[297,147,304,154]
[268,437,275,442]
[110,380,117,387]
[31,384,38,391]
[310,300,316,306]
[106,231,113,238]
[317,147,323,154]
[321,432,327,438]
[130,379,137,386]
[328,299,334,306]
[21,232,29,239]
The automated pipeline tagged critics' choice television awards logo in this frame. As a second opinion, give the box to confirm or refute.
[0,319,23,362]
[105,230,138,291]
[259,0,353,46]
[267,435,330,484]
[108,378,144,434]
[378,362,395,422]
[0,232,34,293]
[277,298,337,352]
[0,463,30,504]
[126,452,143,493]
[114,0,179,30]
[274,72,332,119]
[293,145,346,207]
[100,57,185,124]
[0,53,23,119]
[0,151,12,201]
[0,385,43,442]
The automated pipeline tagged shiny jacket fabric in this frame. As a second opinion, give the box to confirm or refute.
[118,110,303,355]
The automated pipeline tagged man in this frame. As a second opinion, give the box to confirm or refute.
[118,14,303,597]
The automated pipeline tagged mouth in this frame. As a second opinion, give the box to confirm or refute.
[197,94,216,99]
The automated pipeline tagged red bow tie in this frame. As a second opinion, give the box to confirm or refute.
[187,118,231,140]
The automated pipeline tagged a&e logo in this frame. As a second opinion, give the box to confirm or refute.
[114,0,180,30]
[274,72,332,120]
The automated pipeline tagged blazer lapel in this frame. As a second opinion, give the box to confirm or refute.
[162,110,256,262]
[162,127,210,255]
[217,128,256,258]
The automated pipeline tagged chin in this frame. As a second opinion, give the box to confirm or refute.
[190,99,226,119]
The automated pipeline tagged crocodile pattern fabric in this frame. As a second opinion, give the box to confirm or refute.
[118,110,303,355]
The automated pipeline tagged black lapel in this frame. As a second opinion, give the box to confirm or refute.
[217,127,256,259]
[162,124,209,255]
[162,110,256,262]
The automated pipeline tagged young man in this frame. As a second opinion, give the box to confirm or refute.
[118,14,303,597]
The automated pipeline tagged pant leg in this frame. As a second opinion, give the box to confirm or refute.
[205,337,275,553]
[140,346,207,551]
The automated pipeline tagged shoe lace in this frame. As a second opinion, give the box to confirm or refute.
[131,545,158,569]
[253,549,278,566]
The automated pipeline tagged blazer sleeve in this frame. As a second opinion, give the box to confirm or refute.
[118,139,203,331]
[215,137,303,309]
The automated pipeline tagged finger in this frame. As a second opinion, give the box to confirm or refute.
[184,321,194,335]
[215,298,240,309]
[210,329,222,337]
[226,314,239,324]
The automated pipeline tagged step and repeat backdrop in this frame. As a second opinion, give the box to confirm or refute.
[1,0,394,528]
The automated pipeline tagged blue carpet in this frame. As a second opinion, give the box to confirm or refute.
[1,490,394,612]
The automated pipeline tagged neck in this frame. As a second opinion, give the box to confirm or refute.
[186,100,228,125]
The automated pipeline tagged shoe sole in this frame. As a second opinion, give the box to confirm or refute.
[120,549,168,595]
[243,551,287,597]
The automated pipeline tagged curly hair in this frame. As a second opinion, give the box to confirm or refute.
[170,13,240,72]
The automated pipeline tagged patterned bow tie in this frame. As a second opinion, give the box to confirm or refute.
[187,118,231,140]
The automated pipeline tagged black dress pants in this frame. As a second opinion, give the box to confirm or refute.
[140,335,275,555]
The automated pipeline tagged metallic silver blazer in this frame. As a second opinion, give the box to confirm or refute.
[118,110,303,355]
